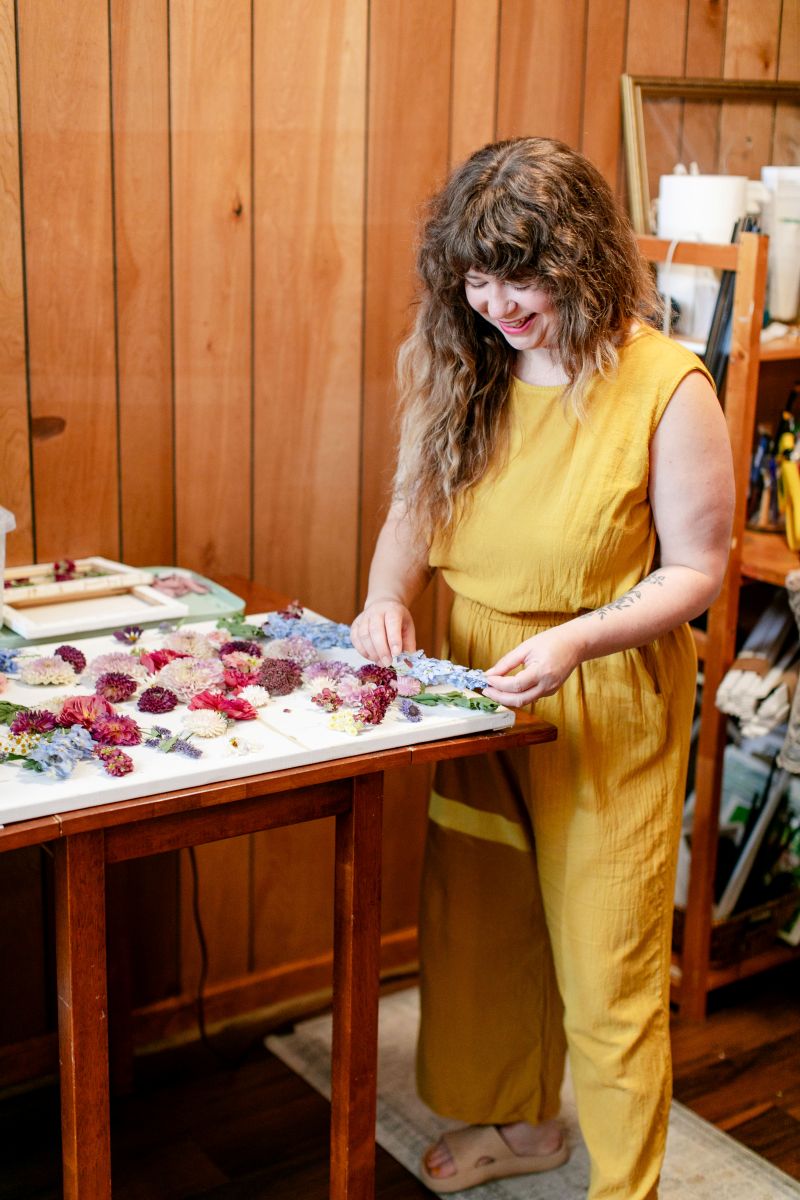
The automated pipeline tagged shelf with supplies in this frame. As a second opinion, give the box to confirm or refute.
[638,233,800,1019]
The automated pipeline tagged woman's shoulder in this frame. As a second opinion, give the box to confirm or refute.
[619,323,710,381]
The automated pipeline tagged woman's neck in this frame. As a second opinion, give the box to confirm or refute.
[513,345,569,387]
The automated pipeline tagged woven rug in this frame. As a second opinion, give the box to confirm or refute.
[266,987,800,1199]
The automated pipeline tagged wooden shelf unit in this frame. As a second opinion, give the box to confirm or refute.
[638,234,800,1019]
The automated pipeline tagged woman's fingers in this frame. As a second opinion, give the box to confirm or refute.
[351,602,416,665]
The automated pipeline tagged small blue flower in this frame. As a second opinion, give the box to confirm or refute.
[26,742,77,780]
[261,614,352,649]
[0,649,21,675]
[394,650,488,691]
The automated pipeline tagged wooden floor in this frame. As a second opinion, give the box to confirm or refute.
[1,960,799,1198]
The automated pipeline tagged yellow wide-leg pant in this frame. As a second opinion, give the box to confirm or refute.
[417,597,696,1200]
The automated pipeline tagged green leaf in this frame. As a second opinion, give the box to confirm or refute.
[414,689,498,712]
[0,701,26,726]
[216,615,264,640]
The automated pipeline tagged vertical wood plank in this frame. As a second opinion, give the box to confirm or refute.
[582,0,628,185]
[625,0,689,212]
[171,0,251,579]
[252,0,366,624]
[17,0,119,562]
[774,0,800,164]
[721,0,781,177]
[361,0,453,656]
[54,831,111,1199]
[330,772,383,1200]
[450,0,499,168]
[496,0,587,145]
[0,0,32,565]
[111,0,174,566]
[682,0,726,173]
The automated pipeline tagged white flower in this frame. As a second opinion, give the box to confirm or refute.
[182,710,228,738]
[239,684,270,708]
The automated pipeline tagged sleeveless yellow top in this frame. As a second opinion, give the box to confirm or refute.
[429,326,713,615]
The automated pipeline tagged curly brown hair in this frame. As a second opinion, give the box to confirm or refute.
[394,137,660,540]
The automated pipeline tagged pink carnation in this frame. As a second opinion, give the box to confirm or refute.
[139,647,188,675]
[58,694,116,729]
[187,690,257,721]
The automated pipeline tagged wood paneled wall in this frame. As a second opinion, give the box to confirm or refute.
[1,0,798,1070]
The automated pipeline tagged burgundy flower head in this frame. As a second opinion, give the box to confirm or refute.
[258,658,303,697]
[54,645,87,674]
[137,686,178,714]
[90,715,142,747]
[95,672,138,703]
[219,639,263,658]
[10,709,58,735]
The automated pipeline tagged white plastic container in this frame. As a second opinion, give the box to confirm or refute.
[0,508,15,603]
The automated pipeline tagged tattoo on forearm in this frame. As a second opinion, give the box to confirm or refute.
[579,573,667,621]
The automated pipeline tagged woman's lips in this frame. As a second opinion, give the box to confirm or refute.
[498,314,535,334]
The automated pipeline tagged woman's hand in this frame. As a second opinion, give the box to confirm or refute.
[482,623,585,708]
[350,599,417,666]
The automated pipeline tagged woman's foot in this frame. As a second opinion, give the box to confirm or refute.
[424,1119,564,1181]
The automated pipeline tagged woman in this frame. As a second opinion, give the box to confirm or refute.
[350,138,733,1199]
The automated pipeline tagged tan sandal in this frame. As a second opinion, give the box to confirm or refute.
[419,1124,569,1194]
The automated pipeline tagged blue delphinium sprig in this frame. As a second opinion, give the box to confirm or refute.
[393,650,488,691]
[0,648,21,675]
[24,726,95,780]
[143,725,203,759]
[261,613,352,649]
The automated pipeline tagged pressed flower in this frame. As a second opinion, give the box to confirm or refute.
[54,645,87,674]
[398,698,423,722]
[95,672,138,703]
[220,650,262,674]
[311,688,343,712]
[258,658,303,697]
[262,636,319,667]
[137,686,179,714]
[18,656,79,687]
[182,710,228,738]
[85,652,148,686]
[219,639,263,658]
[53,558,77,581]
[0,649,21,675]
[0,730,42,759]
[396,674,423,697]
[155,657,224,701]
[225,735,259,756]
[356,663,398,690]
[304,660,353,685]
[223,667,252,691]
[238,684,270,708]
[138,647,188,675]
[90,715,142,747]
[59,694,116,729]
[394,650,488,691]
[143,726,204,759]
[328,711,365,736]
[10,709,58,735]
[187,690,257,722]
[112,625,143,645]
[95,746,135,777]
[277,599,303,619]
[356,686,394,726]
[162,629,216,658]
[262,614,352,649]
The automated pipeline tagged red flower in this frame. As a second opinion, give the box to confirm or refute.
[223,667,251,691]
[90,715,142,746]
[187,690,257,721]
[139,648,189,674]
[59,694,116,729]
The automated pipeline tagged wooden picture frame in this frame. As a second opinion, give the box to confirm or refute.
[620,75,800,235]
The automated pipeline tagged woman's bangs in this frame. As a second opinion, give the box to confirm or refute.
[446,207,537,281]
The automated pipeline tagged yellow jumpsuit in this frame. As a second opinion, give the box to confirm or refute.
[419,327,710,1199]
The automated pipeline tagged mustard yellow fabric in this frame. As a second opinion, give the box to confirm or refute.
[418,328,708,1199]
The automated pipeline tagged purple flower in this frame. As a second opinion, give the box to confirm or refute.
[10,709,58,735]
[112,625,143,645]
[219,639,263,658]
[95,672,138,703]
[54,645,87,674]
[137,686,179,714]
[357,663,397,690]
[398,698,422,723]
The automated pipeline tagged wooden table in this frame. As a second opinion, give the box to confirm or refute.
[0,579,556,1199]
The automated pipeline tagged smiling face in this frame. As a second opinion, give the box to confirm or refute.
[463,270,558,350]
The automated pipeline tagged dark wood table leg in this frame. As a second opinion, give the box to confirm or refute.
[54,831,112,1199]
[330,771,383,1200]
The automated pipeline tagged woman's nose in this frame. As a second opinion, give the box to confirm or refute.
[486,284,514,319]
